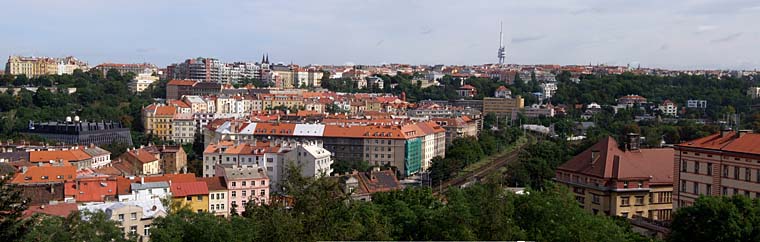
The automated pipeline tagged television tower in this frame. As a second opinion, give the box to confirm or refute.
[497,21,506,65]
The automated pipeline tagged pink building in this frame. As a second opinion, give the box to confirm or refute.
[214,164,269,215]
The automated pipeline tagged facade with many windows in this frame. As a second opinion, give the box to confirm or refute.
[555,136,674,221]
[673,131,760,209]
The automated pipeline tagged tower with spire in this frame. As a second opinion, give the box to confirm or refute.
[497,21,506,65]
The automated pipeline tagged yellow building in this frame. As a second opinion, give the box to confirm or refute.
[119,147,161,175]
[260,94,303,110]
[482,96,524,119]
[555,136,674,221]
[5,55,87,77]
[143,104,176,141]
[171,181,209,213]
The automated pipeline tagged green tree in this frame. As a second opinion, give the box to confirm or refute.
[0,175,29,242]
[670,196,760,242]
[24,211,134,242]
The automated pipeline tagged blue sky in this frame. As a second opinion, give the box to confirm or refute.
[1,0,758,69]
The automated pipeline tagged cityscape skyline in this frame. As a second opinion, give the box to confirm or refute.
[2,0,759,70]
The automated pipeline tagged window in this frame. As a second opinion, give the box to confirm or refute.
[130,212,137,220]
[693,182,698,194]
[118,214,124,222]
[635,196,644,205]
[638,181,644,188]
[623,181,629,188]
[197,195,203,201]
[723,165,729,178]
[723,187,728,196]
[681,160,687,172]
[694,161,700,174]
[242,181,246,187]
[707,163,712,175]
[232,182,236,187]
[592,194,600,204]
[735,167,740,179]
[260,189,265,196]
[130,226,137,235]
[706,184,712,195]
[144,225,150,236]
[186,196,192,201]
[621,212,629,218]
[242,191,247,197]
[746,168,752,181]
[621,197,630,206]
[232,191,237,198]
[680,181,686,192]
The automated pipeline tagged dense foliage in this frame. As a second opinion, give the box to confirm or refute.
[0,71,164,150]
[23,211,133,242]
[0,175,29,241]
[552,72,759,120]
[146,165,646,242]
[670,195,760,242]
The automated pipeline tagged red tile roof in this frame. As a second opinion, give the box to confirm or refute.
[171,181,209,197]
[22,203,78,219]
[11,165,77,184]
[677,132,760,155]
[29,149,92,163]
[123,148,159,164]
[198,177,227,191]
[557,137,674,185]
[167,80,196,86]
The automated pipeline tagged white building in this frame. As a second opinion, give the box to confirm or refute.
[172,113,196,144]
[748,87,760,99]
[129,73,159,93]
[540,82,558,99]
[283,142,333,178]
[686,99,707,109]
[83,145,112,168]
[658,100,678,117]
[117,180,171,202]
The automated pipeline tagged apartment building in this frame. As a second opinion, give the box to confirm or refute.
[658,100,678,117]
[94,63,157,76]
[172,113,196,144]
[166,80,197,100]
[166,57,223,82]
[171,181,209,213]
[555,135,674,221]
[206,121,446,177]
[432,117,479,147]
[673,130,760,209]
[482,96,525,119]
[143,104,177,141]
[5,55,87,77]
[200,176,229,217]
[282,143,333,178]
[79,199,166,241]
[129,73,159,93]
[119,147,161,175]
[215,165,269,215]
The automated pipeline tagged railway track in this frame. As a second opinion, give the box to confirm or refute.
[433,142,527,195]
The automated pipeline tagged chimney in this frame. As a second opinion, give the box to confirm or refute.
[626,133,640,151]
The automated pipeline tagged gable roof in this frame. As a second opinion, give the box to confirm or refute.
[557,136,674,185]
[170,181,209,197]
[677,132,760,155]
[29,149,92,163]
[11,165,77,184]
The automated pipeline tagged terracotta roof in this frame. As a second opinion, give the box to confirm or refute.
[168,100,191,108]
[677,132,760,155]
[154,106,176,116]
[143,173,198,184]
[198,177,227,191]
[22,203,78,219]
[170,181,209,197]
[11,165,77,184]
[29,149,92,163]
[167,80,196,86]
[67,177,118,202]
[557,137,674,185]
[122,148,158,164]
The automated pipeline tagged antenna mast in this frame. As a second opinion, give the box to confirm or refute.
[497,21,506,65]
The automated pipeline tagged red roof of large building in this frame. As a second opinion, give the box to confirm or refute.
[22,203,78,219]
[557,137,674,185]
[167,80,196,86]
[677,131,760,155]
[11,165,77,184]
[171,181,209,197]
[29,149,92,163]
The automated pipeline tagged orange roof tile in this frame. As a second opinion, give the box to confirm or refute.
[167,80,196,86]
[11,165,77,184]
[29,149,92,163]
[171,181,209,197]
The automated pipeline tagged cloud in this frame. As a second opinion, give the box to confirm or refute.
[511,35,546,44]
[710,32,743,43]
[694,25,717,34]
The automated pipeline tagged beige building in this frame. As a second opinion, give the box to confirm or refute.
[5,56,87,77]
[555,135,674,221]
[79,198,166,242]
[482,96,525,119]
[172,113,196,144]
[129,73,159,93]
[673,131,760,209]
[432,116,479,147]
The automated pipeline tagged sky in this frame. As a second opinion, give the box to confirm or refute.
[1,0,759,70]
